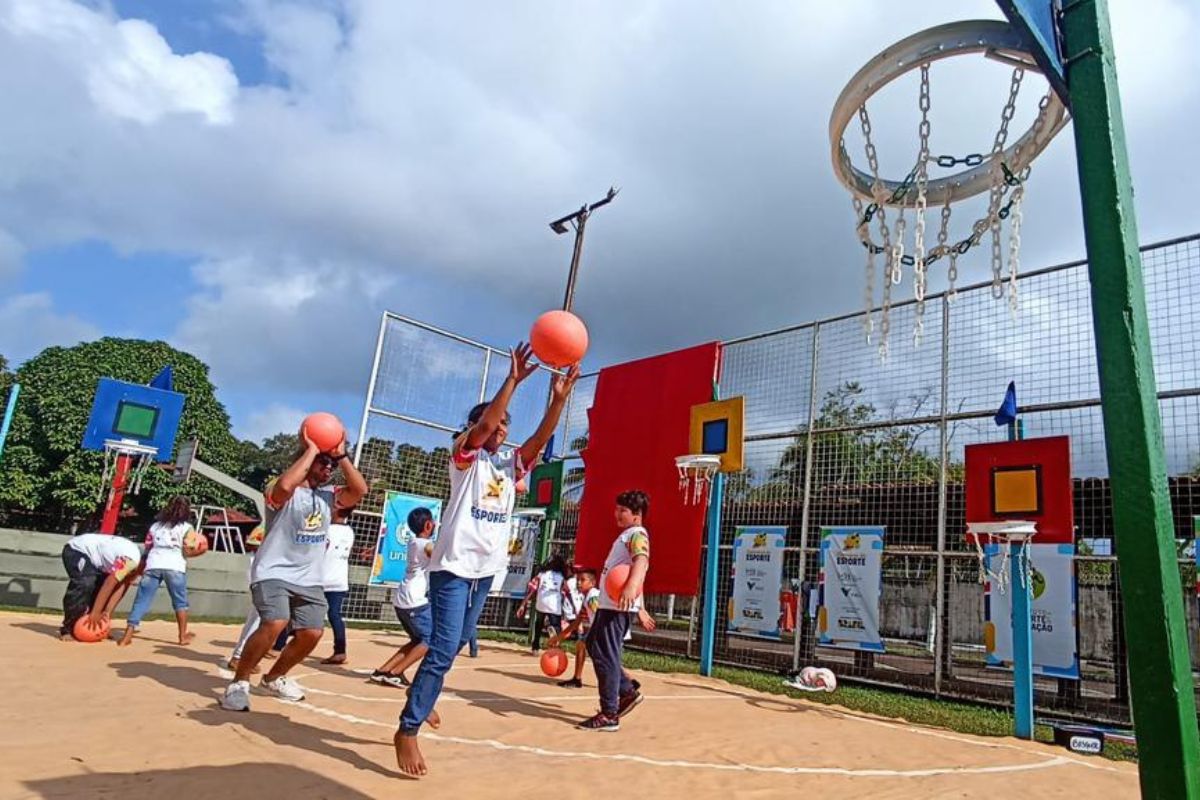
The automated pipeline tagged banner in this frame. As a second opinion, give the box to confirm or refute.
[370,491,443,586]
[818,526,885,652]
[489,510,543,598]
[985,542,1079,679]
[728,526,786,639]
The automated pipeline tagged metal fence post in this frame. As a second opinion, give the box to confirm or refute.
[933,295,951,695]
[792,322,822,672]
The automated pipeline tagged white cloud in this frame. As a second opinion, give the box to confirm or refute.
[0,0,1197,408]
[2,0,238,125]
[0,292,99,364]
[236,401,307,443]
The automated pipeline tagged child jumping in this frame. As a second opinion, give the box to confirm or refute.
[579,490,651,732]
[395,343,578,778]
[119,495,197,647]
[370,506,436,687]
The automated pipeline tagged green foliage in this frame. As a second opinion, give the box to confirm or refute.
[0,338,245,523]
[237,432,301,491]
[725,382,963,503]
[357,436,452,510]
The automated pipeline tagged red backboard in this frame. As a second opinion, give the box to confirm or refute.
[964,435,1074,544]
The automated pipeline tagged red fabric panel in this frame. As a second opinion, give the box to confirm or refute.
[574,342,720,595]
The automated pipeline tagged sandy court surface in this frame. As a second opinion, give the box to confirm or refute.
[0,611,1138,798]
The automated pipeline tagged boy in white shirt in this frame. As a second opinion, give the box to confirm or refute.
[395,343,578,778]
[579,490,651,732]
[318,505,357,665]
[59,531,143,639]
[371,506,436,687]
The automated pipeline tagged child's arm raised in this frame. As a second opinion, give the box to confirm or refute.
[461,343,537,454]
[517,364,580,467]
[267,432,322,509]
[332,438,368,507]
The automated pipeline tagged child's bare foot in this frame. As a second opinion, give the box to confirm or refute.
[320,653,347,665]
[179,632,196,646]
[426,708,441,729]
[118,628,135,647]
[394,730,427,777]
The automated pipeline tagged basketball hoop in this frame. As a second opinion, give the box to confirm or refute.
[675,454,720,506]
[99,439,159,501]
[967,521,1037,595]
[830,19,1070,358]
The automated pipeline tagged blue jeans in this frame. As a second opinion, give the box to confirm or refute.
[399,571,492,733]
[325,590,347,655]
[394,603,433,644]
[128,569,188,627]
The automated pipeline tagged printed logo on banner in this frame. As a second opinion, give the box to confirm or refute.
[728,526,787,640]
[370,491,443,586]
[490,512,542,598]
[817,526,885,653]
[984,542,1080,679]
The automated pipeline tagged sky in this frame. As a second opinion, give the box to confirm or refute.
[0,0,1197,445]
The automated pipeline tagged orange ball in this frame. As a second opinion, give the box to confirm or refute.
[605,563,631,602]
[185,530,209,558]
[301,412,345,453]
[73,615,110,643]
[529,310,589,368]
[540,647,569,677]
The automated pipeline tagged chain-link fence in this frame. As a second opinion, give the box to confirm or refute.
[351,234,1200,728]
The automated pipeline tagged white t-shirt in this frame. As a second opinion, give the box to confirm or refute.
[67,533,141,580]
[251,481,335,587]
[598,525,650,613]
[393,538,433,610]
[562,576,582,622]
[580,587,601,631]
[429,439,524,580]
[322,523,355,592]
[534,569,564,615]
[143,521,192,573]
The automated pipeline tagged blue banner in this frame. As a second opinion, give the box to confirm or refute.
[370,491,443,586]
[728,526,787,639]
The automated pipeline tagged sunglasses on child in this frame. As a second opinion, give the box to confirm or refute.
[315,454,344,468]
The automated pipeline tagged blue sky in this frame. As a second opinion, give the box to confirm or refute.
[2,0,1198,448]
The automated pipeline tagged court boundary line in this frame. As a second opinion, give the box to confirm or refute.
[281,697,1087,779]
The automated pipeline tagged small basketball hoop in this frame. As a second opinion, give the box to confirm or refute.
[967,521,1037,595]
[99,439,159,500]
[675,454,721,506]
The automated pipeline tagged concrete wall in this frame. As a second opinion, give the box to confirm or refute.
[0,528,254,620]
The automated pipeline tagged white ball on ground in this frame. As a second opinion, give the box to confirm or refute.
[816,667,837,692]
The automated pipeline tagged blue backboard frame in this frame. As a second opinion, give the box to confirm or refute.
[82,378,185,462]
[996,0,1069,105]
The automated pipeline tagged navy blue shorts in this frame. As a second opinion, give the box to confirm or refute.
[395,604,432,644]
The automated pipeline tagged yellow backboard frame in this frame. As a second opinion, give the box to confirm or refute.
[689,396,745,473]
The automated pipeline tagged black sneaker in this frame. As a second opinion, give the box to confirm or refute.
[557,677,583,688]
[577,712,620,732]
[368,670,387,684]
[617,689,644,718]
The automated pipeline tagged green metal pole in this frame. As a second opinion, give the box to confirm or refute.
[1061,0,1200,794]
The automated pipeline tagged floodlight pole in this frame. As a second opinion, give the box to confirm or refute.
[549,187,619,313]
[1057,0,1200,793]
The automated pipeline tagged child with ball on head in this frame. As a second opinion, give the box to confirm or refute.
[578,489,651,731]
[395,343,579,778]
[220,423,367,712]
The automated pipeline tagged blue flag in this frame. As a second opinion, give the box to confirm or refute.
[994,381,1018,426]
[150,366,174,392]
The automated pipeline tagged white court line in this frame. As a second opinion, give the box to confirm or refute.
[346,662,535,675]
[278,698,1079,779]
[302,685,743,705]
[666,677,1132,777]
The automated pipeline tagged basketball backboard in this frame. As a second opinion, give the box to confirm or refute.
[964,435,1074,545]
[688,396,745,473]
[995,0,1069,104]
[82,378,185,462]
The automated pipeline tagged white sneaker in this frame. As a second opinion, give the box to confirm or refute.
[261,674,305,701]
[221,680,251,712]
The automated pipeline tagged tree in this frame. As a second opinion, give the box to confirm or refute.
[237,432,302,491]
[0,338,245,524]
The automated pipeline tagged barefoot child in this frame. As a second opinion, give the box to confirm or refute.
[59,531,143,640]
[578,490,651,732]
[370,506,436,687]
[395,343,578,777]
[120,496,196,647]
[220,434,367,711]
